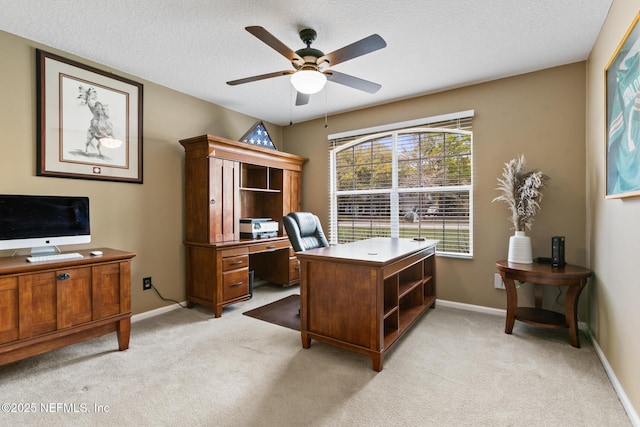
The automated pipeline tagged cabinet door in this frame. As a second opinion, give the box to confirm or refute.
[20,272,57,337]
[210,157,240,242]
[0,277,19,344]
[92,263,121,319]
[57,267,92,329]
[282,170,302,216]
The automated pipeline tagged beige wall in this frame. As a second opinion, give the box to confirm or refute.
[284,63,587,312]
[586,0,640,420]
[0,30,281,314]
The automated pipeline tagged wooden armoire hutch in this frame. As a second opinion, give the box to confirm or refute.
[179,134,307,317]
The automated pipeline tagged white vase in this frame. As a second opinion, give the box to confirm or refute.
[507,230,533,264]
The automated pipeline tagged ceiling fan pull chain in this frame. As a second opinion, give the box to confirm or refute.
[289,83,294,125]
[324,85,329,128]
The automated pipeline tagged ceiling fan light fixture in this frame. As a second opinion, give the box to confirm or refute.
[290,69,327,94]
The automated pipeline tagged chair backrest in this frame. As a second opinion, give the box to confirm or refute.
[282,212,329,252]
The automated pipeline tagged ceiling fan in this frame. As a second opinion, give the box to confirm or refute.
[226,26,386,106]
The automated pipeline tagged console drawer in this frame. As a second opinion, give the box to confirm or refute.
[222,269,249,300]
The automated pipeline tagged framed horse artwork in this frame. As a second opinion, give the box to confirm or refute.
[36,50,143,183]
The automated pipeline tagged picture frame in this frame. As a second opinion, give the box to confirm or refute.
[605,12,640,199]
[36,49,143,183]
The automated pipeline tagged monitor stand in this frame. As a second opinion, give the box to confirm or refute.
[30,245,59,256]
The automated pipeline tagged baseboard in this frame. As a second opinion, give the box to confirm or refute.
[587,328,640,426]
[131,302,185,323]
[436,298,506,316]
[437,299,638,426]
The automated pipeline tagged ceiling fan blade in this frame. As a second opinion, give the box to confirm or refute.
[295,92,310,106]
[245,26,303,63]
[324,70,381,94]
[226,70,293,86]
[318,34,386,67]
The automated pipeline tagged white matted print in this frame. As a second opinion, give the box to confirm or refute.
[37,50,143,183]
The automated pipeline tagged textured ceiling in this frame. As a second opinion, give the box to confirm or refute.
[0,0,612,126]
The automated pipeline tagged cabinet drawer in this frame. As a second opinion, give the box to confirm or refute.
[249,240,290,253]
[222,255,248,271]
[289,258,300,282]
[220,246,248,258]
[222,269,249,300]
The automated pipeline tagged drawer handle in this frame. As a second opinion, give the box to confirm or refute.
[57,273,70,281]
[230,281,244,287]
[266,245,276,249]
[295,266,300,271]
[229,261,244,265]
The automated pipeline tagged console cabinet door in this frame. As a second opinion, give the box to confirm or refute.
[0,277,19,344]
[20,272,57,337]
[57,267,92,329]
[92,263,122,320]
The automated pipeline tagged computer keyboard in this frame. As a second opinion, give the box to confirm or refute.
[26,252,84,263]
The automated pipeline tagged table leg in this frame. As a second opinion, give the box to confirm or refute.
[301,331,311,349]
[564,280,587,348]
[116,318,131,351]
[534,284,543,309]
[372,353,383,372]
[503,276,518,334]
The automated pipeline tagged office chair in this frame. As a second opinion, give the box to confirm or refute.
[282,212,329,252]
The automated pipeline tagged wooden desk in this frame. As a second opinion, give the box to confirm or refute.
[185,237,296,317]
[180,134,307,317]
[297,238,437,371]
[495,260,592,347]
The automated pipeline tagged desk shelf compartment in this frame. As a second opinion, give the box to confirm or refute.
[240,164,283,193]
[398,261,425,306]
[423,253,435,301]
[383,275,399,337]
[383,255,436,347]
[397,254,437,337]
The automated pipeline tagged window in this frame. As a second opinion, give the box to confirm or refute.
[328,111,473,257]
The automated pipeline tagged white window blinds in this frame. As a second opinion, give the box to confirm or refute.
[328,111,473,257]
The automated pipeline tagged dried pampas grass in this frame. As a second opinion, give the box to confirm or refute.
[492,154,549,231]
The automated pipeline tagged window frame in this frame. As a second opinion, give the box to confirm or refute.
[328,115,473,258]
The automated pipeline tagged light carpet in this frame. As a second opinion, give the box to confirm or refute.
[0,284,630,427]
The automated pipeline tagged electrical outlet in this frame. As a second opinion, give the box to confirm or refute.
[143,277,152,291]
[494,273,505,289]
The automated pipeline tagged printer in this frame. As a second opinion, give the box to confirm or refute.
[240,218,279,239]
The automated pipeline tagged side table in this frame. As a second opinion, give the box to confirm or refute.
[495,260,592,347]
